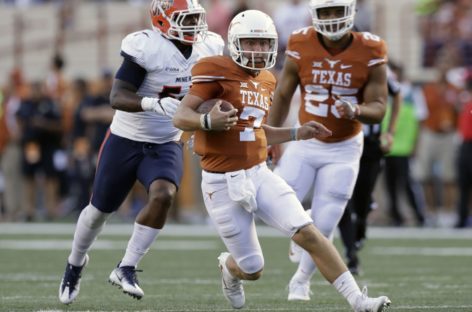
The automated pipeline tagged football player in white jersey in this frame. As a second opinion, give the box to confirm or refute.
[58,0,224,304]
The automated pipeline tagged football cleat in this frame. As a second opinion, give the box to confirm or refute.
[218,252,245,309]
[109,264,144,299]
[354,286,391,312]
[287,278,312,301]
[58,254,89,304]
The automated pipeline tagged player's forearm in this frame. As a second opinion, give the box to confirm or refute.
[263,125,296,145]
[356,101,386,124]
[173,106,204,131]
[110,87,143,112]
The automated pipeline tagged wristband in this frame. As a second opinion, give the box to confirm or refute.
[200,113,211,131]
[200,114,207,130]
[204,113,212,130]
[290,127,298,141]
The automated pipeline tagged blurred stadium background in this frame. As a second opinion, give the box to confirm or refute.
[0,0,445,84]
[0,1,471,223]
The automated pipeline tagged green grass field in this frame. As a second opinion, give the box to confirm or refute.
[0,223,471,312]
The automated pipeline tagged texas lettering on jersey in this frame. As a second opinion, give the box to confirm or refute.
[312,64,352,87]
[189,56,276,172]
[240,88,270,110]
[286,28,387,142]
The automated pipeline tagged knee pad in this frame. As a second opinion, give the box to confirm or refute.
[212,207,241,238]
[81,204,111,229]
[238,254,264,275]
[312,195,348,238]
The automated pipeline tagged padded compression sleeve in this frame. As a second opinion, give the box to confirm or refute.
[115,52,147,89]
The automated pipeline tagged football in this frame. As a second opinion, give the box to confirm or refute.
[196,98,235,114]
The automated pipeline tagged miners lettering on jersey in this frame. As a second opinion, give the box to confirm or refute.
[175,76,192,83]
[286,28,387,143]
[189,55,276,172]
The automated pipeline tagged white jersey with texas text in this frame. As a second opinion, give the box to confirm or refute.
[110,30,224,144]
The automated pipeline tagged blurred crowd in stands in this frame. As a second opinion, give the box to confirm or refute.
[418,0,472,67]
[0,0,471,229]
[0,54,118,222]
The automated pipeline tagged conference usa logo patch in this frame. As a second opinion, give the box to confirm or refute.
[161,0,174,10]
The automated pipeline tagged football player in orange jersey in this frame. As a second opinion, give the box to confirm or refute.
[173,9,390,312]
[267,0,389,305]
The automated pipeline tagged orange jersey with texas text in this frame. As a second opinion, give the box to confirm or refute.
[189,56,276,172]
[286,28,387,142]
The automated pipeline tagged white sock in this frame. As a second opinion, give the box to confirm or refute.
[292,251,317,283]
[120,222,160,268]
[68,204,110,266]
[333,271,362,307]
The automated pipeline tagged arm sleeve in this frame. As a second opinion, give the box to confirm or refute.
[115,56,147,89]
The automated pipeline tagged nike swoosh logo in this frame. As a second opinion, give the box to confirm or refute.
[340,64,352,69]
[230,175,238,178]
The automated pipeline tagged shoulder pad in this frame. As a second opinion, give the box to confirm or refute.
[194,31,225,58]
[357,32,388,65]
[286,27,314,60]
[289,27,314,44]
[259,70,277,86]
[191,56,231,83]
[121,30,166,71]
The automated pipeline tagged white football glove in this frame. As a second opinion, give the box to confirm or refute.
[141,97,180,117]
[334,97,360,119]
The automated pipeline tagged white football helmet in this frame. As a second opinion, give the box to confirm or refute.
[309,0,356,41]
[150,0,208,44]
[228,10,278,70]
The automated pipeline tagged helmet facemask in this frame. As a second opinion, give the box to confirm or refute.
[310,0,356,41]
[167,9,207,43]
[228,10,278,71]
[151,0,208,44]
[230,36,278,70]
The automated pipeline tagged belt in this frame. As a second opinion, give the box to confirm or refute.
[203,162,267,175]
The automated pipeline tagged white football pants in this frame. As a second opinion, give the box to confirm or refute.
[201,162,312,274]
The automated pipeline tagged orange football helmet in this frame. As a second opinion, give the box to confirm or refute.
[150,0,208,44]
